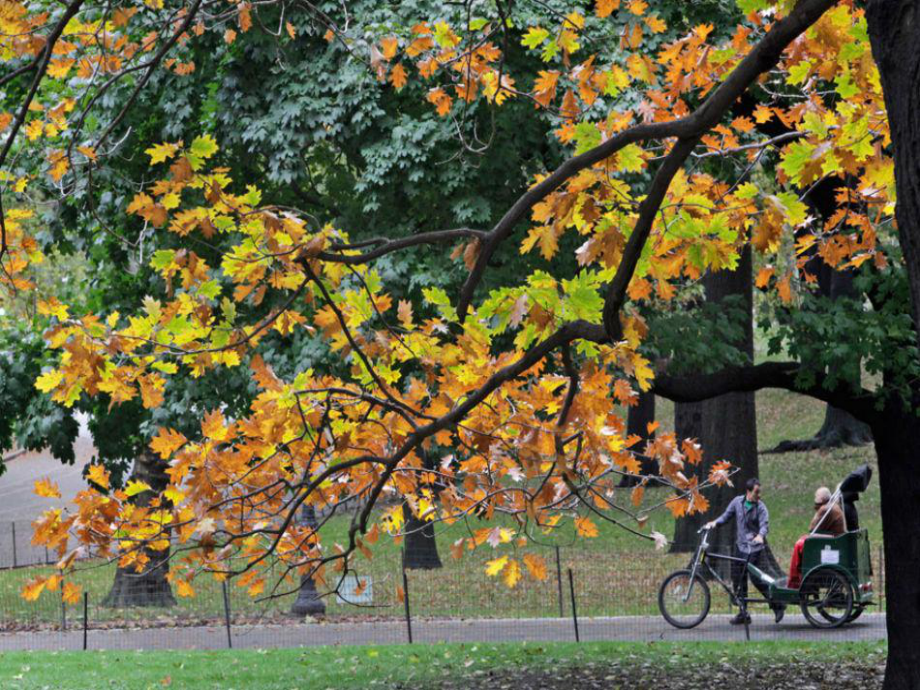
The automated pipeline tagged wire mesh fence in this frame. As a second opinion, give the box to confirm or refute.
[0,522,887,651]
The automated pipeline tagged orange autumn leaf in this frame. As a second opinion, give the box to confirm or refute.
[34,478,61,499]
[150,427,188,460]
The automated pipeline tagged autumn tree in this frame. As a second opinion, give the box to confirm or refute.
[4,1,920,688]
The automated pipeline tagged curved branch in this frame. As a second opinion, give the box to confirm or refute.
[652,361,880,425]
[455,0,839,323]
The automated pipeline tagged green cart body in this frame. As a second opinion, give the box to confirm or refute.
[760,529,875,606]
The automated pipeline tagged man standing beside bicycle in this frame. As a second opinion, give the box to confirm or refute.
[705,478,787,625]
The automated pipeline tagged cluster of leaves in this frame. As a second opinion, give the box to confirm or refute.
[0,0,897,606]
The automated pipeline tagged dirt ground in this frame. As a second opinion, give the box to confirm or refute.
[427,657,887,690]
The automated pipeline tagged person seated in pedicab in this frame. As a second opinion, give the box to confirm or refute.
[786,486,846,589]
[705,478,787,625]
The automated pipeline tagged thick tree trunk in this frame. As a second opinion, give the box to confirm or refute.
[618,391,657,487]
[290,505,326,616]
[402,503,442,570]
[673,247,759,567]
[671,402,703,551]
[871,411,920,690]
[866,9,920,686]
[103,451,176,608]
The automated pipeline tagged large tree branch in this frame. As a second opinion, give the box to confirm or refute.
[455,0,839,325]
[652,361,881,425]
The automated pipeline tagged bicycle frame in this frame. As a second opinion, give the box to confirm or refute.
[686,528,773,611]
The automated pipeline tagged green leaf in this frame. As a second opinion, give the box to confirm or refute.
[521,27,549,50]
[787,60,812,86]
[573,122,601,155]
[189,134,219,161]
[150,250,176,271]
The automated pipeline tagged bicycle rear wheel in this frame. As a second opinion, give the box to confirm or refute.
[659,569,711,629]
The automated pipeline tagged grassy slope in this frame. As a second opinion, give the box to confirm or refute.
[0,640,888,690]
[0,390,880,622]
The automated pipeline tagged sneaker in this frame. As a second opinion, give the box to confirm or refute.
[774,606,786,624]
[729,612,751,625]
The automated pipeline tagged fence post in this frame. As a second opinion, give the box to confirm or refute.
[567,568,580,643]
[45,547,51,566]
[11,523,16,568]
[222,580,233,649]
[82,592,88,651]
[555,546,564,617]
[402,552,413,644]
[61,587,67,632]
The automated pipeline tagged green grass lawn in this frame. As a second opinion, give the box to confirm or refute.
[0,640,889,690]
[0,389,881,625]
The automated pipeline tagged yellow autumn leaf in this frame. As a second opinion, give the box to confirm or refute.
[21,577,47,602]
[87,464,110,490]
[35,369,64,393]
[485,555,508,577]
[124,480,152,497]
[176,580,195,598]
[503,559,522,588]
[34,478,61,499]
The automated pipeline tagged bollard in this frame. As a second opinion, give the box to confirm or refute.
[567,568,580,643]
[82,592,88,651]
[61,588,67,632]
[402,561,413,644]
[222,580,233,649]
[11,523,17,568]
[555,546,564,617]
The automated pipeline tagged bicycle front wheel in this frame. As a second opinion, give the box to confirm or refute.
[658,569,711,629]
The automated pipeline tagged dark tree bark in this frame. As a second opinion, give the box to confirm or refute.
[618,391,657,487]
[672,247,759,566]
[402,502,442,570]
[290,505,326,616]
[865,6,920,686]
[671,402,703,551]
[103,450,176,608]
[871,409,920,690]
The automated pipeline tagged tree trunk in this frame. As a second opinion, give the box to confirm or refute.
[402,502,442,570]
[103,451,176,607]
[290,505,326,616]
[618,391,657,487]
[871,410,920,690]
[673,247,759,567]
[671,402,703,551]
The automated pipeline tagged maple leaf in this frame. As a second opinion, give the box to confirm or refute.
[150,427,188,460]
[595,0,620,18]
[34,478,61,499]
[86,464,110,490]
[390,63,408,90]
[380,37,399,60]
[485,555,508,576]
[575,516,599,538]
[201,409,231,442]
[62,582,82,605]
[503,558,522,588]
[523,553,547,581]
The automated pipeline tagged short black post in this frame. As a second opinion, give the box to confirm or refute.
[402,556,413,644]
[222,580,233,649]
[82,592,88,650]
[555,546,564,617]
[11,523,17,568]
[567,568,580,643]
[45,547,51,565]
[61,587,67,631]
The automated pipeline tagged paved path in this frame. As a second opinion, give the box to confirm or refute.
[0,613,886,651]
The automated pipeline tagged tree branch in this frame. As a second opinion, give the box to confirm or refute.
[652,361,880,425]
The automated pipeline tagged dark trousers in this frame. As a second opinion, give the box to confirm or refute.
[731,548,782,611]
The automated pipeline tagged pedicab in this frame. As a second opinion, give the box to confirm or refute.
[658,466,875,630]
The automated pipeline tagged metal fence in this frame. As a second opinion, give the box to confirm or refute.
[0,521,887,652]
